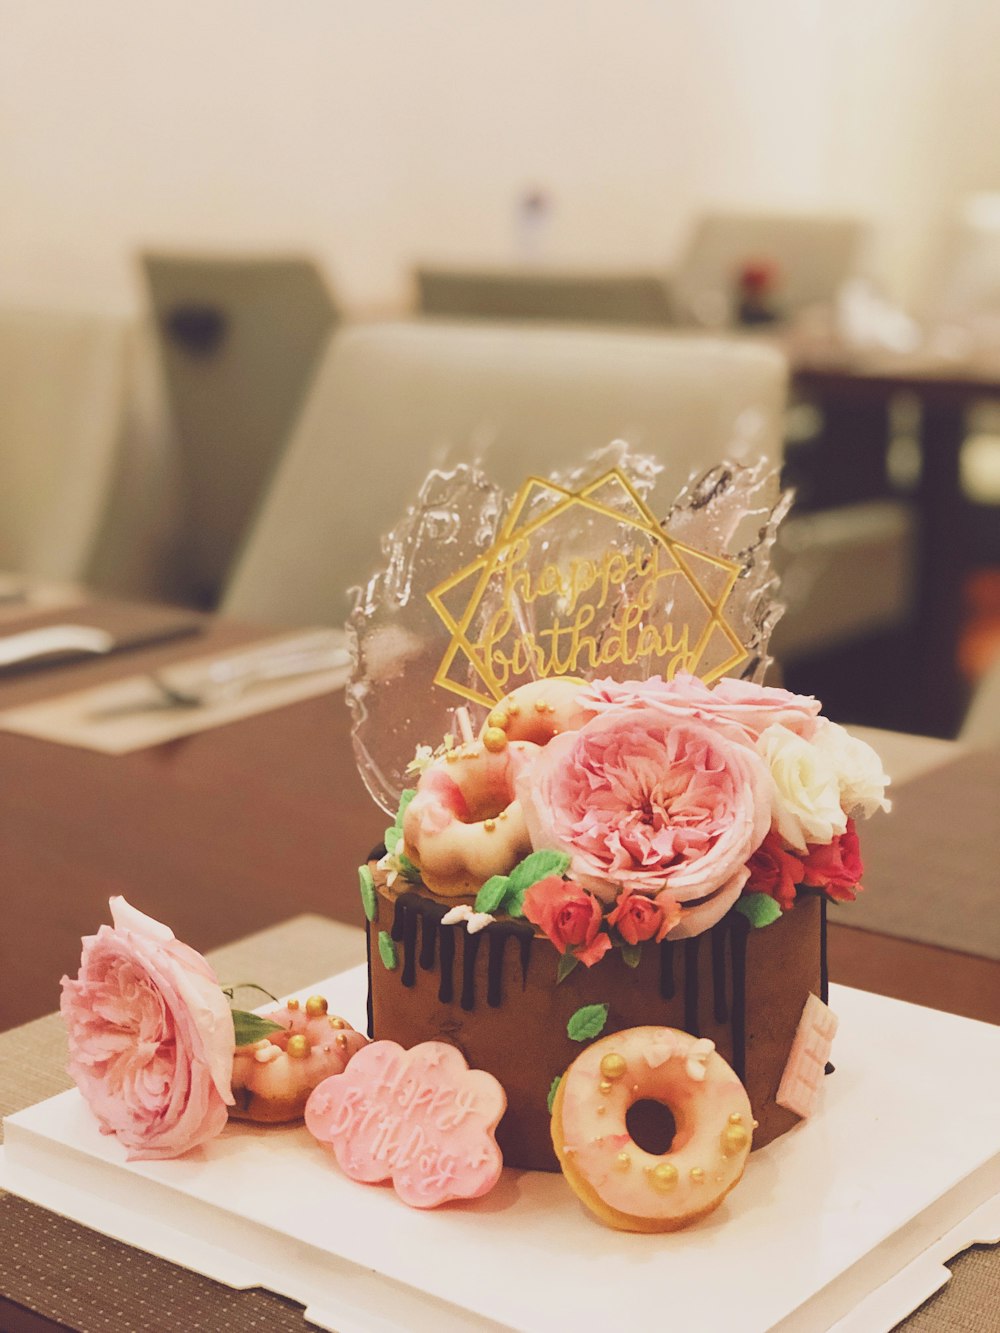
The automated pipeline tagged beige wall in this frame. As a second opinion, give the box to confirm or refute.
[0,0,997,317]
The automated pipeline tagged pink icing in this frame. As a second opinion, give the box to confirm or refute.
[304,1041,506,1208]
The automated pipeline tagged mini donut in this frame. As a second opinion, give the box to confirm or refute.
[231,996,367,1124]
[402,739,537,896]
[480,677,595,750]
[551,1026,753,1232]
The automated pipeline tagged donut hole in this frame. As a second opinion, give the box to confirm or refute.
[625,1098,678,1155]
[460,791,510,823]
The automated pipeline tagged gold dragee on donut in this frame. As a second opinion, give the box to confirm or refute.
[599,1053,626,1081]
[599,1079,613,1094]
[507,703,520,716]
[286,999,300,1010]
[690,1167,705,1184]
[335,1032,349,1050]
[483,819,496,833]
[728,1112,743,1125]
[305,995,328,1017]
[533,698,547,713]
[286,1035,310,1059]
[596,1106,606,1116]
[614,1152,631,1171]
[487,709,508,730]
[483,727,508,753]
[648,1162,678,1192]
[721,1123,750,1157]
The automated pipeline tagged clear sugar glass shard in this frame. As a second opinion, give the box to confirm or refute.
[347,444,790,813]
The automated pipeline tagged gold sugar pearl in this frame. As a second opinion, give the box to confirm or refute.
[534,698,548,713]
[614,1152,632,1171]
[305,995,329,1017]
[286,1034,310,1059]
[721,1124,750,1157]
[729,1112,743,1125]
[690,1167,705,1184]
[487,709,509,730]
[483,818,496,833]
[507,702,520,716]
[328,1016,346,1029]
[498,810,508,820]
[599,1079,613,1094]
[286,998,300,1010]
[596,1105,606,1116]
[599,1053,626,1081]
[648,1162,677,1192]
[483,727,508,753]
[446,750,460,763]
[335,1032,349,1050]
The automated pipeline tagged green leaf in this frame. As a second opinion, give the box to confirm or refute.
[384,825,402,855]
[505,885,527,918]
[232,1010,284,1048]
[546,1075,562,1114]
[378,931,398,970]
[474,874,511,915]
[556,951,580,983]
[394,789,416,829]
[398,854,421,883]
[567,1003,609,1042]
[358,864,378,922]
[735,892,782,929]
[621,942,642,968]
[508,850,571,893]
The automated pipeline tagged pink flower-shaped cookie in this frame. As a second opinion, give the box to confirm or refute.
[305,1041,506,1209]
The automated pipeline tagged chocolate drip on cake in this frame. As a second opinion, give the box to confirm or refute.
[487,933,506,1007]
[365,914,374,1039]
[438,922,455,1003]
[683,938,701,1034]
[461,932,481,1011]
[820,895,829,1004]
[711,917,730,1024]
[419,913,438,971]
[659,939,676,999]
[518,933,533,989]
[729,912,750,1081]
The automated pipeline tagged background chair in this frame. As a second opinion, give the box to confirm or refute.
[416,267,674,327]
[671,211,870,327]
[0,309,129,582]
[143,254,339,607]
[223,321,787,628]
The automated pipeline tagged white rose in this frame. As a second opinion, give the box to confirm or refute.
[757,724,847,852]
[811,720,891,819]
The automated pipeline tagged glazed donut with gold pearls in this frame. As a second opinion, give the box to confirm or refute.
[550,1025,754,1232]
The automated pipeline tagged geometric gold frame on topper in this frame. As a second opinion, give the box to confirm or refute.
[428,467,748,708]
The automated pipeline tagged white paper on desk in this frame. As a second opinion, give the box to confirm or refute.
[0,629,349,754]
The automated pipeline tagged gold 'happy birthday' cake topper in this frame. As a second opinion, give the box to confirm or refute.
[428,467,748,708]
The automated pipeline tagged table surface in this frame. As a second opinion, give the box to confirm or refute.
[0,592,997,1330]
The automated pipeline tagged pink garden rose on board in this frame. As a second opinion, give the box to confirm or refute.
[60,897,235,1160]
[516,705,772,938]
[582,674,822,744]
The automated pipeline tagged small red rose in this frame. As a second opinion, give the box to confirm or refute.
[607,887,680,944]
[745,827,804,911]
[801,820,864,902]
[522,876,609,965]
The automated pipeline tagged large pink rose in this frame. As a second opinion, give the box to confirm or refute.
[583,674,821,743]
[516,706,772,938]
[60,897,235,1160]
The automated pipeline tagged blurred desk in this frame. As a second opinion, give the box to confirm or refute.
[791,346,1000,737]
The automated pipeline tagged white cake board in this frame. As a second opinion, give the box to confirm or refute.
[2,972,998,1333]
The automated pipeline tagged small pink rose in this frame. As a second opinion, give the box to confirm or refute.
[801,820,864,902]
[607,887,680,943]
[522,876,606,961]
[60,897,235,1160]
[745,828,804,911]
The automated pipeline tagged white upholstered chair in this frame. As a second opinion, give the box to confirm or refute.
[223,321,787,627]
[672,211,871,327]
[0,309,130,582]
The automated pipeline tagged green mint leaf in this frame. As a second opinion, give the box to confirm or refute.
[358,864,378,922]
[378,931,398,970]
[556,951,580,983]
[474,875,511,915]
[567,1003,609,1042]
[547,1075,562,1114]
[508,850,571,893]
[384,825,401,854]
[232,1010,284,1048]
[735,892,782,929]
[621,942,642,968]
[505,885,527,918]
[394,789,416,829]
[398,853,421,883]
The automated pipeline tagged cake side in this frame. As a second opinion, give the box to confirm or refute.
[367,876,824,1171]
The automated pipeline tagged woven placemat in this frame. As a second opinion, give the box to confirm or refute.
[831,747,1000,960]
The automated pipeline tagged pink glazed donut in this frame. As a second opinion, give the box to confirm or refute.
[480,677,595,748]
[551,1026,753,1232]
[402,739,537,896]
